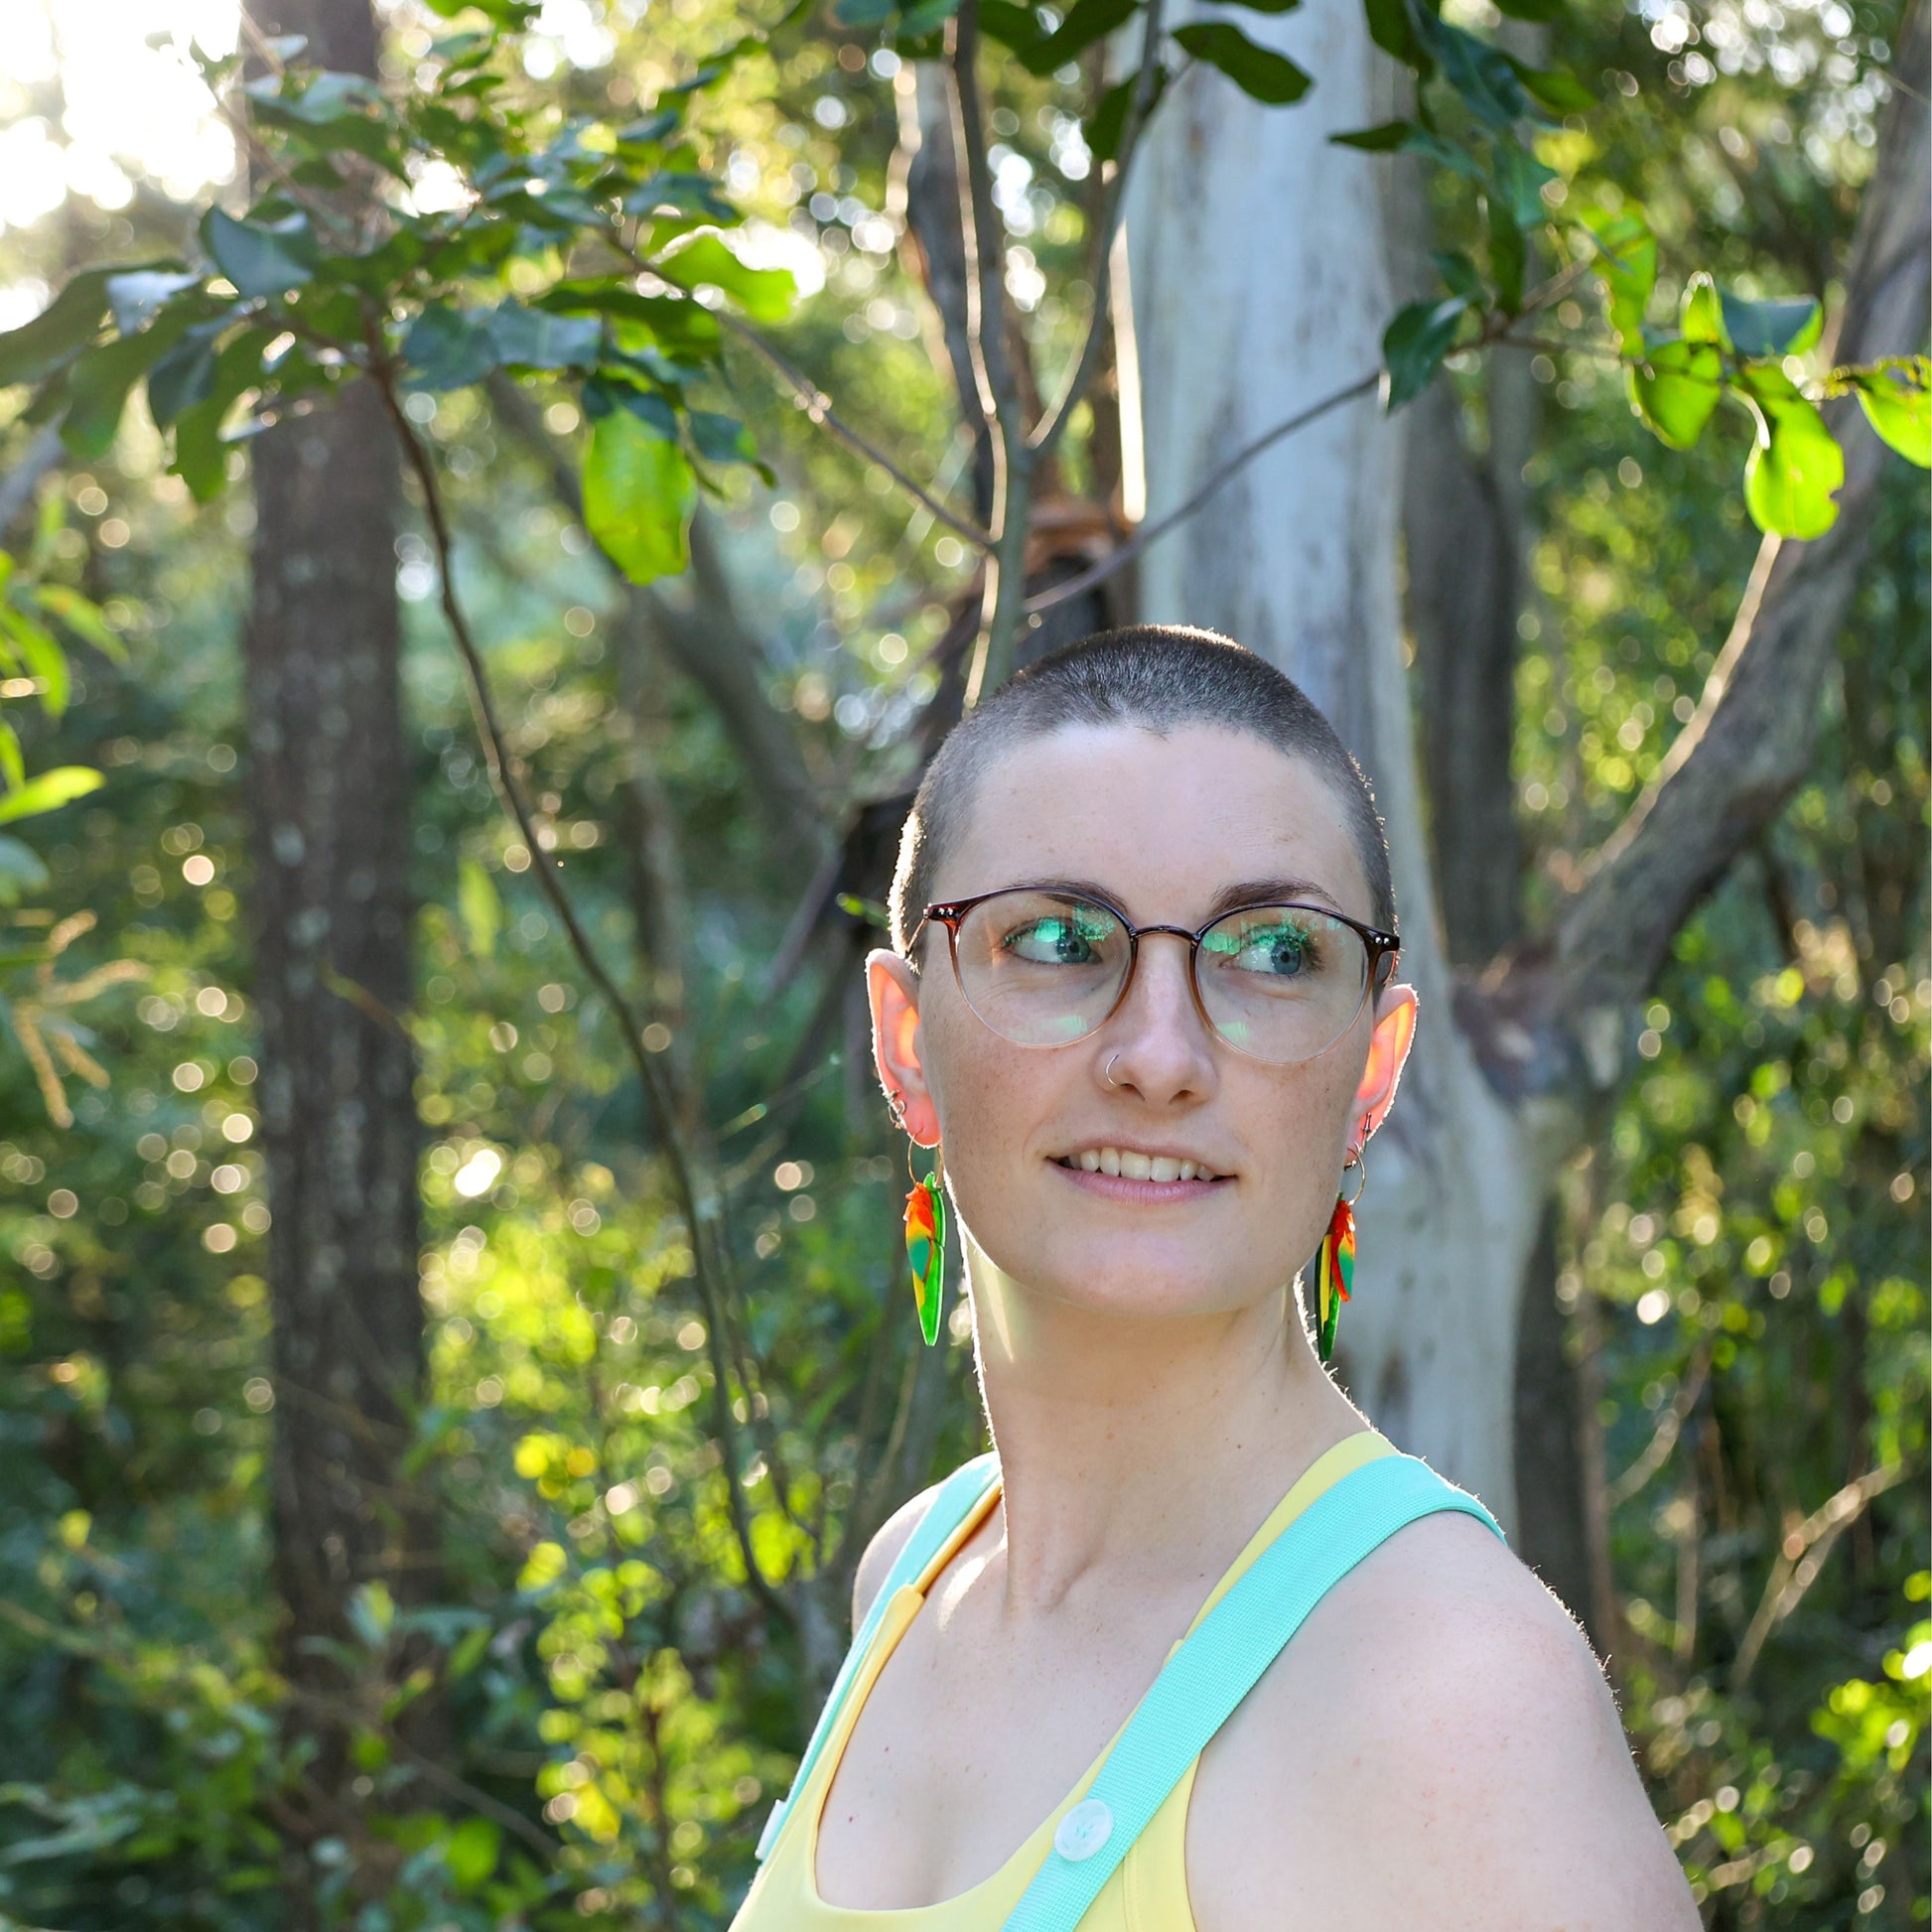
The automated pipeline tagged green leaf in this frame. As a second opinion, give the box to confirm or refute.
[1363,0,1429,69]
[585,377,680,439]
[0,766,103,825]
[1329,119,1414,152]
[402,306,500,392]
[1488,202,1526,313]
[1432,249,1483,301]
[583,409,695,586]
[458,858,500,959]
[688,410,755,465]
[445,1816,501,1893]
[1506,55,1594,111]
[489,303,604,370]
[1205,0,1304,15]
[0,722,22,791]
[1583,208,1656,354]
[169,332,267,502]
[104,269,201,336]
[146,325,224,429]
[201,208,317,298]
[0,270,113,387]
[1737,366,1844,538]
[1401,125,1486,183]
[1382,296,1468,410]
[1850,357,1931,468]
[656,235,794,325]
[1491,0,1562,18]
[61,308,201,461]
[1681,272,1725,346]
[1492,143,1557,227]
[1721,290,1823,359]
[1086,68,1169,164]
[25,584,125,663]
[1424,20,1532,128]
[1630,337,1724,450]
[0,607,68,718]
[1173,21,1311,102]
[0,833,49,903]
[1013,0,1141,73]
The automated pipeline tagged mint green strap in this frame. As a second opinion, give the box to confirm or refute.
[1000,1454,1505,1932]
[757,1451,1001,1863]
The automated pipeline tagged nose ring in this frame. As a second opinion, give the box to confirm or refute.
[1105,1051,1123,1088]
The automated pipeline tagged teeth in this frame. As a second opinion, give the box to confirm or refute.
[1065,1146,1220,1181]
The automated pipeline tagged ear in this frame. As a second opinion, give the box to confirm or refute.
[866,947,940,1147]
[1350,981,1419,1147]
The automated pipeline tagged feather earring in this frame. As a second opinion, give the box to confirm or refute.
[885,1089,946,1345]
[1314,1123,1370,1364]
[1314,1192,1356,1363]
[902,1170,946,1346]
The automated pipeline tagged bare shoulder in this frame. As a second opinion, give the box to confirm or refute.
[850,1480,948,1630]
[1191,1510,1701,1932]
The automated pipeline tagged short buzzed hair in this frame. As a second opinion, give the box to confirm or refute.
[889,624,1397,957]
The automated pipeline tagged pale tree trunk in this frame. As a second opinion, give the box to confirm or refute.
[1125,1,1559,1529]
[1124,0,1929,1537]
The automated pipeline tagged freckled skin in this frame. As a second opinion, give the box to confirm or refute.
[821,723,1698,1931]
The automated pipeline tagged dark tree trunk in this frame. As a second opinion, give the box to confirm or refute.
[242,0,426,1893]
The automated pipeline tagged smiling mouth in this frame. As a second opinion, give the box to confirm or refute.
[1051,1147,1230,1184]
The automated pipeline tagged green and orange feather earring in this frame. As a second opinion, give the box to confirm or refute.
[888,1091,946,1346]
[1314,1122,1371,1364]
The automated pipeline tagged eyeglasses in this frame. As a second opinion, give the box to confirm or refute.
[910,885,1400,1066]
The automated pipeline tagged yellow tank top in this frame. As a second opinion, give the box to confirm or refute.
[732,1429,1395,1932]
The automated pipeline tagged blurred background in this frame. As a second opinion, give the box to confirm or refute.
[0,0,1924,1924]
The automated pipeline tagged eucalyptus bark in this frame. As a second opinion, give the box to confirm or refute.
[1125,0,1928,1533]
[242,0,428,1877]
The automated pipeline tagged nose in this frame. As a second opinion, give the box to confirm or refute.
[1098,931,1217,1103]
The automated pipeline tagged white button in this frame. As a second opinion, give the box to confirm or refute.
[1053,1797,1114,1863]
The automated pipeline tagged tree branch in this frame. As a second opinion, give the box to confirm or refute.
[363,346,795,1630]
[1029,0,1168,465]
[952,0,1035,706]
[721,314,992,547]
[1024,369,1383,617]
[1547,3,1929,1025]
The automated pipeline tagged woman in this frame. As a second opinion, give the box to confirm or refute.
[732,625,1698,1931]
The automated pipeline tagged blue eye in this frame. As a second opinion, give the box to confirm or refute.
[1206,913,1324,978]
[1001,913,1115,965]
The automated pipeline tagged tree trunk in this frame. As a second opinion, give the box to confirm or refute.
[1124,0,1928,1538]
[1125,0,1557,1527]
[242,0,427,1879]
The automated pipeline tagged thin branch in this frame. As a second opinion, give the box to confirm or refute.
[952,0,1036,706]
[1029,0,1168,464]
[1731,1461,1909,1690]
[720,313,992,547]
[362,340,794,1631]
[1026,369,1382,616]
[1606,1338,1712,1508]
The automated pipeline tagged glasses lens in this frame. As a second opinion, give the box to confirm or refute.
[951,891,1130,1045]
[1196,904,1370,1063]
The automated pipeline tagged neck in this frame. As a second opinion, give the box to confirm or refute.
[963,1234,1367,1615]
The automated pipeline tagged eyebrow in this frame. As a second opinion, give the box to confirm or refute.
[1026,875,1349,920]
